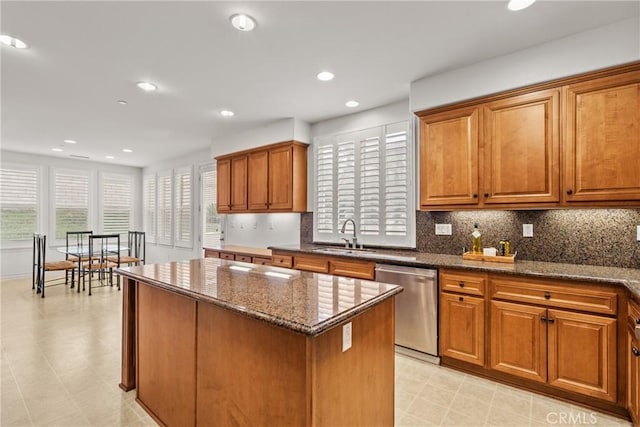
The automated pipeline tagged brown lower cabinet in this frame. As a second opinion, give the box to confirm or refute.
[629,300,640,426]
[272,250,375,280]
[440,269,630,418]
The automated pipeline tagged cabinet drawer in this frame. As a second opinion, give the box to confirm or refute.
[220,252,235,261]
[252,256,272,266]
[490,277,617,315]
[329,259,375,280]
[235,255,252,263]
[204,250,220,258]
[440,270,486,296]
[271,255,293,268]
[293,255,329,273]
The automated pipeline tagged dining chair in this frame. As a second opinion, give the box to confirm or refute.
[65,230,93,291]
[114,231,145,267]
[85,234,120,296]
[32,233,76,298]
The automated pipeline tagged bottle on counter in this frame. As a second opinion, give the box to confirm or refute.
[471,223,482,254]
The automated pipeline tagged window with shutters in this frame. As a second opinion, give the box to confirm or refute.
[143,174,156,243]
[313,121,414,247]
[53,168,90,240]
[0,164,39,245]
[101,173,132,235]
[157,170,172,245]
[174,166,192,248]
[201,164,222,248]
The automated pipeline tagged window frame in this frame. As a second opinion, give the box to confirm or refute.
[156,170,173,246]
[99,172,133,236]
[142,173,157,244]
[199,163,224,249]
[173,165,193,249]
[50,167,92,245]
[0,163,41,249]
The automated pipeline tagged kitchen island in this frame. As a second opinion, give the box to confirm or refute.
[117,257,402,427]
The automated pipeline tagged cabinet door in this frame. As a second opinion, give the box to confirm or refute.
[419,107,479,206]
[547,309,617,402]
[230,156,248,211]
[247,150,269,210]
[629,332,640,425]
[216,158,231,212]
[268,146,293,210]
[490,300,547,382]
[564,70,640,202]
[483,89,559,204]
[440,292,485,366]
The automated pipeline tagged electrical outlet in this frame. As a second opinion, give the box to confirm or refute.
[637,225,640,241]
[523,223,534,238]
[342,322,352,352]
[435,224,452,235]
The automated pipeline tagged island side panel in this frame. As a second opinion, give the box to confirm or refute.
[137,283,197,426]
[310,297,396,427]
[196,302,309,427]
[120,277,136,391]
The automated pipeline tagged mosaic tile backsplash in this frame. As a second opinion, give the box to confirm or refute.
[301,209,640,268]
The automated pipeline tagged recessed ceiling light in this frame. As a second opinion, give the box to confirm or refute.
[0,35,28,49]
[106,155,115,160]
[230,14,256,31]
[345,100,360,108]
[117,100,128,105]
[122,148,133,153]
[507,0,536,11]
[136,81,157,92]
[220,110,235,117]
[52,148,63,152]
[63,139,77,144]
[317,71,334,82]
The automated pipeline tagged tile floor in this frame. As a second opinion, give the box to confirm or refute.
[0,276,633,427]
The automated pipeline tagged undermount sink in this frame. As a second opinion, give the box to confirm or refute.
[310,246,418,262]
[311,246,376,255]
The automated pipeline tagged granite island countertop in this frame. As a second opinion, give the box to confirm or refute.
[117,257,402,336]
[269,243,640,300]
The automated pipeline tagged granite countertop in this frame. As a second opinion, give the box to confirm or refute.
[269,244,640,300]
[203,244,272,257]
[117,258,402,336]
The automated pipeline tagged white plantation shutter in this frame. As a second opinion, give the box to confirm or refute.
[101,173,132,235]
[0,165,38,243]
[314,121,414,247]
[174,166,192,248]
[201,165,222,247]
[54,169,89,240]
[157,171,172,245]
[143,174,156,243]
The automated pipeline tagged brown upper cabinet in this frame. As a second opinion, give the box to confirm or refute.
[416,62,640,210]
[564,70,640,202]
[216,141,308,213]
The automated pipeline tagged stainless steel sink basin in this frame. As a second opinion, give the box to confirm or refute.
[311,247,376,255]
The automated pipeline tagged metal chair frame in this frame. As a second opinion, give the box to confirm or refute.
[86,234,121,296]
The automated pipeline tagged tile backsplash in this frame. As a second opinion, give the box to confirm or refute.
[301,209,640,268]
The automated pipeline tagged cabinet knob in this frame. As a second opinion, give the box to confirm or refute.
[472,193,478,198]
[459,282,465,288]
[459,296,464,302]
[544,292,551,300]
[484,193,489,198]
[636,318,640,325]
[632,347,640,357]
[566,189,573,195]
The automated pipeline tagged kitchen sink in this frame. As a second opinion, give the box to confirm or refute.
[311,246,376,255]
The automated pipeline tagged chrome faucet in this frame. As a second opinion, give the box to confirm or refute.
[340,218,358,248]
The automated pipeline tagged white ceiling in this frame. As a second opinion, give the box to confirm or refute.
[1,1,637,168]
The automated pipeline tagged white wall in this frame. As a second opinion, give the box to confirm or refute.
[1,150,142,278]
[410,16,640,111]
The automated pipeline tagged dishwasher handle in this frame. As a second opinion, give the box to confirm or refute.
[374,265,437,279]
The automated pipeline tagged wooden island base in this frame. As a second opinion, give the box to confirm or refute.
[121,277,396,426]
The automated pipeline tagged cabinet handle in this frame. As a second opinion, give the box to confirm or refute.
[632,347,640,357]
[459,296,464,302]
[544,292,551,300]
[541,316,547,322]
[459,282,465,288]
[636,318,640,325]
[566,189,573,195]
[484,193,489,198]
[472,193,478,198]
[548,318,555,324]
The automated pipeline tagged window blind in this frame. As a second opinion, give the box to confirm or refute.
[0,165,38,242]
[201,165,222,247]
[143,174,156,243]
[101,173,132,235]
[174,167,192,248]
[313,121,414,247]
[54,169,89,240]
[156,171,172,245]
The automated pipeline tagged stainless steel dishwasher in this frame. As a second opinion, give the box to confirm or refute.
[375,264,439,363]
